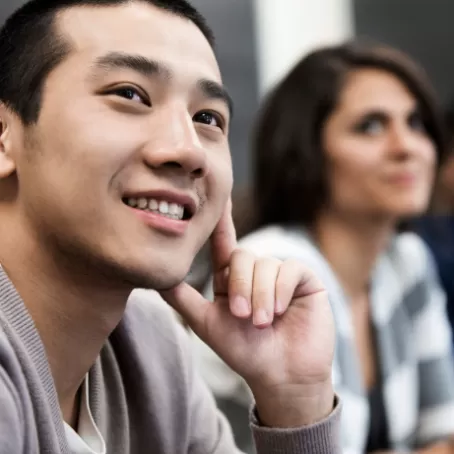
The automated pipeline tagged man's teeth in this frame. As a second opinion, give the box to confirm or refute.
[126,197,185,220]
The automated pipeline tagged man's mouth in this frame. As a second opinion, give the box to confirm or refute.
[123,197,191,221]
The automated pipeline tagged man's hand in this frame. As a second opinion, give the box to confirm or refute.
[160,201,335,428]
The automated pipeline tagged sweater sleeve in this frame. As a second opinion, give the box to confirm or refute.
[251,398,342,454]
[0,337,25,454]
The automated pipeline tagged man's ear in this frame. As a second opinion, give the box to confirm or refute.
[0,104,17,179]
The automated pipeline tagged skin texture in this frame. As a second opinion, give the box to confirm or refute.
[0,2,335,430]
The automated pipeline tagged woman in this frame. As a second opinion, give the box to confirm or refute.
[192,41,454,454]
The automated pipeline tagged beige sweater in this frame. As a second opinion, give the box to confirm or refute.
[0,267,341,453]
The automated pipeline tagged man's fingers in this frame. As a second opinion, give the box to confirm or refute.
[159,282,209,337]
[210,198,237,272]
[251,258,280,327]
[227,249,254,318]
[225,254,323,326]
[275,259,325,313]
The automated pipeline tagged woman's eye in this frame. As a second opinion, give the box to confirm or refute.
[194,111,223,129]
[355,118,384,135]
[110,87,150,106]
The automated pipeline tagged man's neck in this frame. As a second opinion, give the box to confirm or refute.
[0,223,131,424]
[312,210,394,302]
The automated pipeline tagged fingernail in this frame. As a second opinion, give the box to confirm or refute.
[253,308,270,327]
[275,300,283,314]
[232,296,250,317]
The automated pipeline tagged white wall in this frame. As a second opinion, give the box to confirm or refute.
[253,0,355,95]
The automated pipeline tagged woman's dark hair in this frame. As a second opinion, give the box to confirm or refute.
[238,40,446,238]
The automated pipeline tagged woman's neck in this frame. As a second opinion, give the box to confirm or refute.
[312,211,395,302]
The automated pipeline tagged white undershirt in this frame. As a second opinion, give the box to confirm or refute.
[64,375,106,454]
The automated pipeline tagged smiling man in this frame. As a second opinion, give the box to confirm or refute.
[0,1,340,453]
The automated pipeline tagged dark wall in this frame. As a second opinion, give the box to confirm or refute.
[2,1,28,18]
[354,0,454,109]
[0,1,23,24]
[190,0,258,185]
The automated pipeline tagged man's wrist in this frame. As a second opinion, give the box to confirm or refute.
[252,380,335,428]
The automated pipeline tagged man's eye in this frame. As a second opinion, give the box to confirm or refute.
[109,86,150,107]
[193,111,223,129]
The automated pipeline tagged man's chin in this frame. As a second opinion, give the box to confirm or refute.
[49,235,194,291]
[120,265,190,292]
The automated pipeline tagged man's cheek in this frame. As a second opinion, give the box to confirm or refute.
[196,210,221,246]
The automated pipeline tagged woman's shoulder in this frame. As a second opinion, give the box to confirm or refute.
[384,232,437,289]
[238,225,320,260]
[238,226,341,288]
[389,232,433,270]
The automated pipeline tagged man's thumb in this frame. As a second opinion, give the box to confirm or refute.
[159,282,209,337]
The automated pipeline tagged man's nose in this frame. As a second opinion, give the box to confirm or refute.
[143,108,208,178]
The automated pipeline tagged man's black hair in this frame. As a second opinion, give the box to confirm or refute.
[0,0,214,125]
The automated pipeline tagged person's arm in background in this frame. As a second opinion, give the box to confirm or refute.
[413,441,454,454]
[372,441,454,454]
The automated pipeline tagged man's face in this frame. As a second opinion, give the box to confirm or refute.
[6,3,233,290]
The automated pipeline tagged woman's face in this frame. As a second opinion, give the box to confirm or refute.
[322,68,436,222]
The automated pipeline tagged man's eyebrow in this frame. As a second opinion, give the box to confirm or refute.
[197,79,234,117]
[90,51,172,80]
[90,52,233,116]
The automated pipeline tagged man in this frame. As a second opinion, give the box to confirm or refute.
[0,0,340,453]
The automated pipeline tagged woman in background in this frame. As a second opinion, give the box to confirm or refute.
[192,41,454,454]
